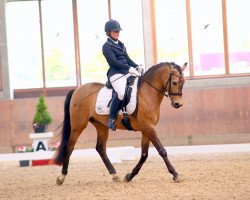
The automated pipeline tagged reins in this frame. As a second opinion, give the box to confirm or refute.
[73,65,183,106]
[140,76,169,98]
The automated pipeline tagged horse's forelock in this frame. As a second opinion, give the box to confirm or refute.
[169,62,183,76]
[174,64,183,75]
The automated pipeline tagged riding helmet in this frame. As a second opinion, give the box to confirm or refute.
[104,20,122,32]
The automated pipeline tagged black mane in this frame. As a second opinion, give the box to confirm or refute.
[142,62,182,81]
[142,62,168,83]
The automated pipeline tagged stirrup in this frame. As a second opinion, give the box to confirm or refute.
[107,118,116,131]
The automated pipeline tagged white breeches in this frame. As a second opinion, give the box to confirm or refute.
[109,73,131,100]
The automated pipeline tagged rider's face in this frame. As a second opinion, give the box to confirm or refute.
[110,31,120,40]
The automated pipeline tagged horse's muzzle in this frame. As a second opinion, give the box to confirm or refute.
[172,102,183,109]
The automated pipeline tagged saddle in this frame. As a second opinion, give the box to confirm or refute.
[106,76,136,108]
[95,76,139,130]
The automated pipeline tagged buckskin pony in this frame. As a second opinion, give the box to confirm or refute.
[53,62,187,185]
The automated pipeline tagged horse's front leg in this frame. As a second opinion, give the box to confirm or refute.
[124,134,150,182]
[147,128,180,182]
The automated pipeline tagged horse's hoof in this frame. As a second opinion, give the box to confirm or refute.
[173,174,183,183]
[56,175,65,186]
[124,173,132,182]
[112,174,122,183]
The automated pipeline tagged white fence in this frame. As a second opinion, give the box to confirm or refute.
[0,144,250,164]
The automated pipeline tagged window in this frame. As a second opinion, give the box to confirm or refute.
[155,0,189,76]
[5,0,250,98]
[227,0,250,74]
[111,0,145,67]
[42,0,76,87]
[190,0,225,76]
[6,1,43,89]
[77,0,109,84]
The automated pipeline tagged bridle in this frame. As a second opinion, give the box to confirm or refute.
[164,73,183,97]
[141,71,184,98]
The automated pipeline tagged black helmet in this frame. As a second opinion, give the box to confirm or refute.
[104,20,122,32]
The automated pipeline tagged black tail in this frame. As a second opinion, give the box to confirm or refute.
[53,89,75,165]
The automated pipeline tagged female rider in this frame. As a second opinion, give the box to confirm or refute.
[102,19,141,131]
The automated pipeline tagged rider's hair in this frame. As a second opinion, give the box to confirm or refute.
[106,32,111,37]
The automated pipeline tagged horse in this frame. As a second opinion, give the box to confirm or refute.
[53,61,187,185]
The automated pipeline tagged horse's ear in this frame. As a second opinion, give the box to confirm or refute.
[182,62,188,71]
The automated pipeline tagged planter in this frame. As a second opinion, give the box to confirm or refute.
[33,124,48,133]
[19,160,30,167]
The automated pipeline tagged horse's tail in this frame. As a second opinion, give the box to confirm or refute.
[52,89,75,165]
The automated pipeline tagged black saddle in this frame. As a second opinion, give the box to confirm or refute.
[106,76,138,131]
[106,75,137,108]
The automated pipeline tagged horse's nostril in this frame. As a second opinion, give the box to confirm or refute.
[174,103,179,107]
[173,102,182,108]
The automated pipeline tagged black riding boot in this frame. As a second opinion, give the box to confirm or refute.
[107,96,123,131]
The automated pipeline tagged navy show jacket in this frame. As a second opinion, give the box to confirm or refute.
[102,38,138,78]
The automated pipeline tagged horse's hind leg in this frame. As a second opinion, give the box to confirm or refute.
[124,134,150,182]
[56,124,87,185]
[92,121,122,182]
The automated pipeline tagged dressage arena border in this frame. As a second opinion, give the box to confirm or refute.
[0,143,250,163]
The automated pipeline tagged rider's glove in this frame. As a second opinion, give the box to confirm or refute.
[136,65,144,74]
[129,67,140,76]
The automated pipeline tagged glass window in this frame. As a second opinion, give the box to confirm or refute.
[191,0,225,76]
[155,0,190,76]
[111,0,145,67]
[77,0,109,84]
[227,0,250,74]
[6,1,43,89]
[41,0,76,87]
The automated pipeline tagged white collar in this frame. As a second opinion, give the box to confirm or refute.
[109,37,119,44]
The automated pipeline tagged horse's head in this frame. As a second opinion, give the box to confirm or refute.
[166,62,187,109]
[141,61,187,109]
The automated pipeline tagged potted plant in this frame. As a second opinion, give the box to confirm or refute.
[33,95,53,133]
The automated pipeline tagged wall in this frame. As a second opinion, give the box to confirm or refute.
[0,79,250,152]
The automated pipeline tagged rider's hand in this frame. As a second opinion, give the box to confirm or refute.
[136,65,144,74]
[129,67,140,76]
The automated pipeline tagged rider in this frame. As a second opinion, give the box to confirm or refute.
[102,19,140,131]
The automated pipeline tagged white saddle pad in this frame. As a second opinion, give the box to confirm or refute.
[95,77,139,115]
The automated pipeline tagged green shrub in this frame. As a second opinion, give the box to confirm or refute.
[33,95,53,125]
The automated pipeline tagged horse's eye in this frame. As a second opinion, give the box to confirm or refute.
[173,82,177,86]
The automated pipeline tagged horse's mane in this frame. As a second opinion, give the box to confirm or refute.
[141,62,182,82]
